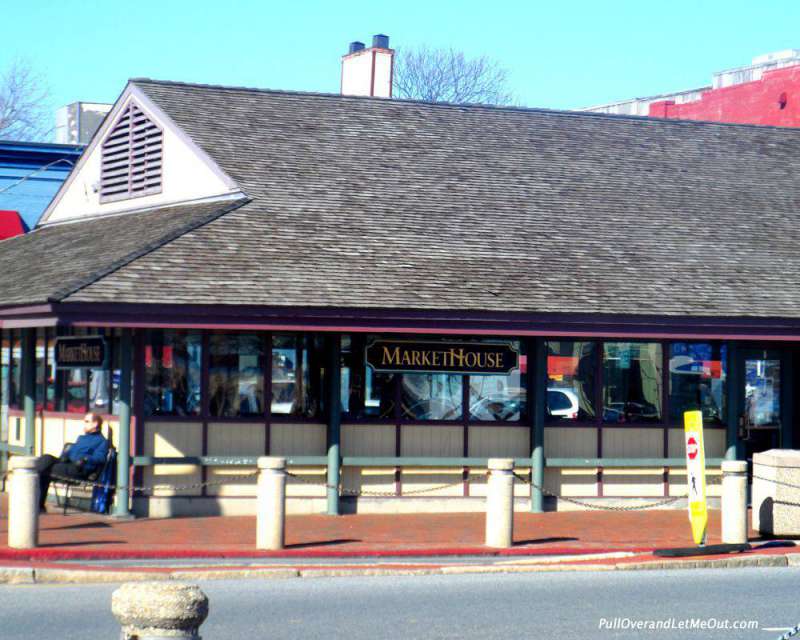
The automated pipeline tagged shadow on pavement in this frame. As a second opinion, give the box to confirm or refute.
[286,539,361,549]
[514,536,578,546]
[41,522,112,531]
[38,540,124,548]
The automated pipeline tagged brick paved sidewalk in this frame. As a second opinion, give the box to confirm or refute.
[0,493,767,560]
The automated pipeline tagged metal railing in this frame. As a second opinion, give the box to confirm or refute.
[131,455,726,468]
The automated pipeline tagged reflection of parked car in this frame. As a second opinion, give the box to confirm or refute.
[469,396,522,421]
[603,401,660,423]
[547,388,579,420]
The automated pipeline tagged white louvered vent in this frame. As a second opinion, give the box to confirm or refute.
[99,102,163,202]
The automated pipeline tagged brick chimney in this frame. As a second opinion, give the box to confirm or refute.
[341,34,394,98]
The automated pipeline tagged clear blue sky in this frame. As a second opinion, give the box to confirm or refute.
[4,0,800,121]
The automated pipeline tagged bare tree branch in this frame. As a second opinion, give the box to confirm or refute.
[393,46,515,105]
[0,60,51,141]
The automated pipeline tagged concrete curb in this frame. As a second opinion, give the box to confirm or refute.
[2,552,797,585]
[615,554,788,571]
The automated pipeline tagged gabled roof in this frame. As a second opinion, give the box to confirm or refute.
[4,78,800,319]
[0,199,246,306]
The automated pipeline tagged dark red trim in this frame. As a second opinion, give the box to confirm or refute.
[0,304,53,317]
[7,301,800,340]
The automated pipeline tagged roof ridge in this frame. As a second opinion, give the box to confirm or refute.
[131,78,800,133]
[51,198,251,302]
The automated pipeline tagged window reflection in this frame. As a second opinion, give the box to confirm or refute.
[745,358,780,427]
[341,335,395,419]
[65,369,89,413]
[89,369,111,412]
[271,334,325,418]
[209,333,265,418]
[546,341,595,422]
[603,342,662,423]
[144,330,202,417]
[669,342,726,424]
[401,373,462,420]
[468,341,525,422]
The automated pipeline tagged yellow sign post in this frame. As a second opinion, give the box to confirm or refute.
[684,410,708,546]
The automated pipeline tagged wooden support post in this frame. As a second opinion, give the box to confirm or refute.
[327,334,342,515]
[113,329,133,518]
[725,341,740,461]
[531,337,546,513]
[22,329,35,455]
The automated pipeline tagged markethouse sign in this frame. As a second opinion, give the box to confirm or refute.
[54,336,108,369]
[366,340,519,375]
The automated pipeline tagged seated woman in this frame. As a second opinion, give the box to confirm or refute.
[38,412,110,512]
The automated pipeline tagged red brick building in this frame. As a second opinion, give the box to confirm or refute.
[585,49,800,127]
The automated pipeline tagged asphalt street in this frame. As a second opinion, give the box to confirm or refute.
[1,567,797,639]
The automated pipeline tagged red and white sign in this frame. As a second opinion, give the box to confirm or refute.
[686,436,699,461]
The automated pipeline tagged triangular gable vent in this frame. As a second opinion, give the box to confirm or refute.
[100,102,163,202]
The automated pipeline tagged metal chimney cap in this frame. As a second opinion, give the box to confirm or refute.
[348,41,365,54]
[372,34,390,49]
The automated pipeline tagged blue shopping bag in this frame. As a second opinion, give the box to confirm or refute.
[91,450,117,514]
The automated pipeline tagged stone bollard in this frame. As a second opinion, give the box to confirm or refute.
[112,582,209,640]
[752,450,800,536]
[8,456,39,549]
[721,460,748,544]
[257,456,287,550]
[485,458,515,548]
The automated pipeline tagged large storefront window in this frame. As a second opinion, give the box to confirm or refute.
[401,373,463,420]
[145,330,202,417]
[271,334,325,418]
[468,340,526,422]
[209,333,265,417]
[342,335,525,422]
[546,341,596,422]
[52,329,124,415]
[669,342,726,425]
[603,342,663,424]
[341,335,395,419]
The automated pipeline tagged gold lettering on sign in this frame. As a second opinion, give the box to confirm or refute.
[370,342,515,374]
[57,342,102,364]
[382,346,401,366]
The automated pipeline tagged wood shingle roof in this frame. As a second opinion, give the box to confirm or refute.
[3,78,800,318]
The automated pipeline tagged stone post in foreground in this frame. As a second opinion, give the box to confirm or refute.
[112,582,209,640]
[257,456,287,550]
[721,460,748,544]
[8,456,39,549]
[486,458,515,548]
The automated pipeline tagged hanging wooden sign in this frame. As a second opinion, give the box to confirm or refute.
[366,340,519,375]
[54,336,108,369]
